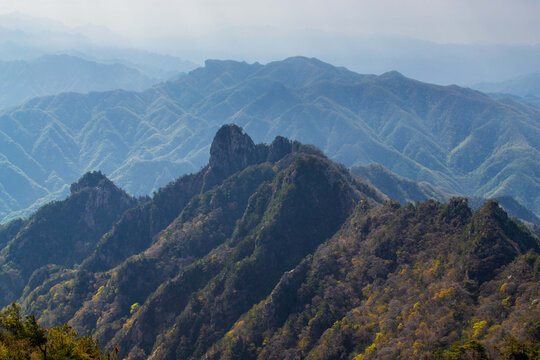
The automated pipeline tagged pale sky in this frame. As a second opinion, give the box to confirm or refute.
[1,0,539,44]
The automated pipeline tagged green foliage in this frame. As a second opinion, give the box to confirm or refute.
[0,302,114,360]
[0,127,538,360]
[498,337,539,360]
[2,56,539,225]
[206,199,539,360]
[434,340,489,360]
[130,303,140,315]
[0,171,137,307]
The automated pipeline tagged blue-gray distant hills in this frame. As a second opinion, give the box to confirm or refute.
[473,72,540,107]
[0,54,160,109]
[0,56,539,222]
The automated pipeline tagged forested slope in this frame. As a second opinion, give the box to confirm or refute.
[0,125,536,359]
[1,57,539,222]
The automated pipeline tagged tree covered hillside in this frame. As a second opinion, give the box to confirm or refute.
[0,302,115,359]
[0,125,537,359]
[205,199,539,360]
[0,171,137,306]
[1,57,539,223]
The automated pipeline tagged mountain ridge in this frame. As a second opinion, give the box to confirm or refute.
[0,125,537,359]
[0,56,539,223]
[473,72,540,107]
[0,170,137,305]
[0,54,161,110]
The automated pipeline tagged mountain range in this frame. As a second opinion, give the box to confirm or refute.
[0,125,537,359]
[351,163,540,229]
[0,12,199,80]
[473,72,540,107]
[3,11,540,87]
[0,56,538,223]
[0,54,161,110]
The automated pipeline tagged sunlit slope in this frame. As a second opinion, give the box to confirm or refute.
[4,126,536,360]
[1,56,538,222]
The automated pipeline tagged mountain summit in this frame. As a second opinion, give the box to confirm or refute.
[0,170,136,305]
[204,124,301,189]
[207,124,262,181]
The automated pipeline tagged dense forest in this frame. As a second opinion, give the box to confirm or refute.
[0,125,538,359]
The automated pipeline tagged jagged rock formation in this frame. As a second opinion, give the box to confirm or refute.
[0,125,537,360]
[0,170,136,305]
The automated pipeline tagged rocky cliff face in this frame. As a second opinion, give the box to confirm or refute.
[0,171,137,306]
[203,124,298,191]
[208,124,261,175]
[70,171,116,194]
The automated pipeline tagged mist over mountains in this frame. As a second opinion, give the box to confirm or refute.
[0,12,198,80]
[2,12,540,86]
[0,54,161,109]
[473,72,540,107]
[0,56,538,223]
[148,30,540,86]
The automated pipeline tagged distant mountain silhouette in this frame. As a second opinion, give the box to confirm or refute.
[0,54,160,109]
[473,72,540,106]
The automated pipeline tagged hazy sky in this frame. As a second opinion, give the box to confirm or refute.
[1,0,539,44]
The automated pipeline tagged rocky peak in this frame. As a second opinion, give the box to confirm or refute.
[203,125,297,191]
[209,125,260,175]
[70,171,113,194]
[465,199,539,285]
[267,136,293,162]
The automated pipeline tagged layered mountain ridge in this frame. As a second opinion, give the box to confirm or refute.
[0,54,160,110]
[1,56,538,223]
[351,163,540,229]
[0,125,538,359]
[473,72,540,107]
